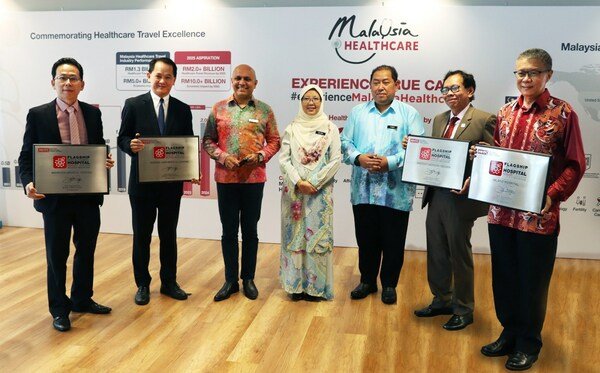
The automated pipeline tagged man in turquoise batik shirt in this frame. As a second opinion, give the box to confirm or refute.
[341,65,424,305]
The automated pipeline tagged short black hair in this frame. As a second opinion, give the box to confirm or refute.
[51,57,83,79]
[370,65,398,82]
[443,70,476,101]
[149,57,177,77]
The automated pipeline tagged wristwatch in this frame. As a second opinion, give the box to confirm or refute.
[257,153,264,163]
[354,154,361,166]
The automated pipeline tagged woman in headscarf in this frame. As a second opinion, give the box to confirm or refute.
[279,84,341,301]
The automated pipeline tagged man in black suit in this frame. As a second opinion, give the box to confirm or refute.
[118,57,196,305]
[18,57,114,332]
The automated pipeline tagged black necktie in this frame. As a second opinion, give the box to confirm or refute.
[158,98,166,135]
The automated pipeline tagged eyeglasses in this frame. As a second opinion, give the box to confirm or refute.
[440,85,461,95]
[513,70,550,79]
[54,75,81,83]
[302,97,321,103]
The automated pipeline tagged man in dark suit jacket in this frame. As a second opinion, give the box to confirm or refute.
[412,70,496,330]
[117,57,196,306]
[18,57,114,332]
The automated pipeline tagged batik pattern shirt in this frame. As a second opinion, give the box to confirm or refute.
[341,100,424,211]
[203,96,281,183]
[488,89,585,235]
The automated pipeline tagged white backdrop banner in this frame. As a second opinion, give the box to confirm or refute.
[0,6,598,258]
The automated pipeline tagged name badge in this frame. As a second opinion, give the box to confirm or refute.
[315,130,326,135]
[387,125,398,130]
[249,118,259,123]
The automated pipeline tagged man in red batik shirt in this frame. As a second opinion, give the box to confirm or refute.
[478,48,586,371]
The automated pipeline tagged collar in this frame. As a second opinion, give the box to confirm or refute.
[227,94,256,108]
[368,99,397,115]
[55,97,81,112]
[149,90,170,106]
[450,104,471,122]
[516,89,550,110]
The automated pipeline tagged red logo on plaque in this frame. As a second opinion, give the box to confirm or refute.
[489,161,503,176]
[53,156,67,169]
[153,147,166,159]
[419,147,431,160]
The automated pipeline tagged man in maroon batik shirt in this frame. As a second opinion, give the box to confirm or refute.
[478,48,585,371]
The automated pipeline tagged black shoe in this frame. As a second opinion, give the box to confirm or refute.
[481,338,515,357]
[52,316,71,332]
[442,313,473,331]
[350,283,377,299]
[135,286,150,305]
[72,300,112,314]
[381,287,397,304]
[242,279,258,300]
[414,304,453,317]
[289,293,304,301]
[303,293,322,302]
[214,282,239,302]
[160,282,189,300]
[505,351,538,371]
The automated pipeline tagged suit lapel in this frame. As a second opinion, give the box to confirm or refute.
[435,111,451,138]
[142,92,161,136]
[165,97,177,136]
[44,100,62,143]
[454,105,474,140]
[79,102,97,143]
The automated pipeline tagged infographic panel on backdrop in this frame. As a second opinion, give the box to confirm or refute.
[0,6,598,257]
[116,51,169,90]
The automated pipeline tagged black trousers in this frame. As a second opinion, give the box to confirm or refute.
[129,192,182,287]
[42,197,100,317]
[352,204,410,288]
[217,182,264,283]
[489,224,558,355]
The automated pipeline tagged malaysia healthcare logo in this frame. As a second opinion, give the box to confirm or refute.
[153,147,166,159]
[328,15,420,64]
[489,161,504,176]
[53,156,67,169]
[419,147,432,160]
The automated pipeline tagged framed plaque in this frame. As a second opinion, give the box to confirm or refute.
[33,144,109,194]
[468,145,551,214]
[138,136,200,183]
[401,135,470,190]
